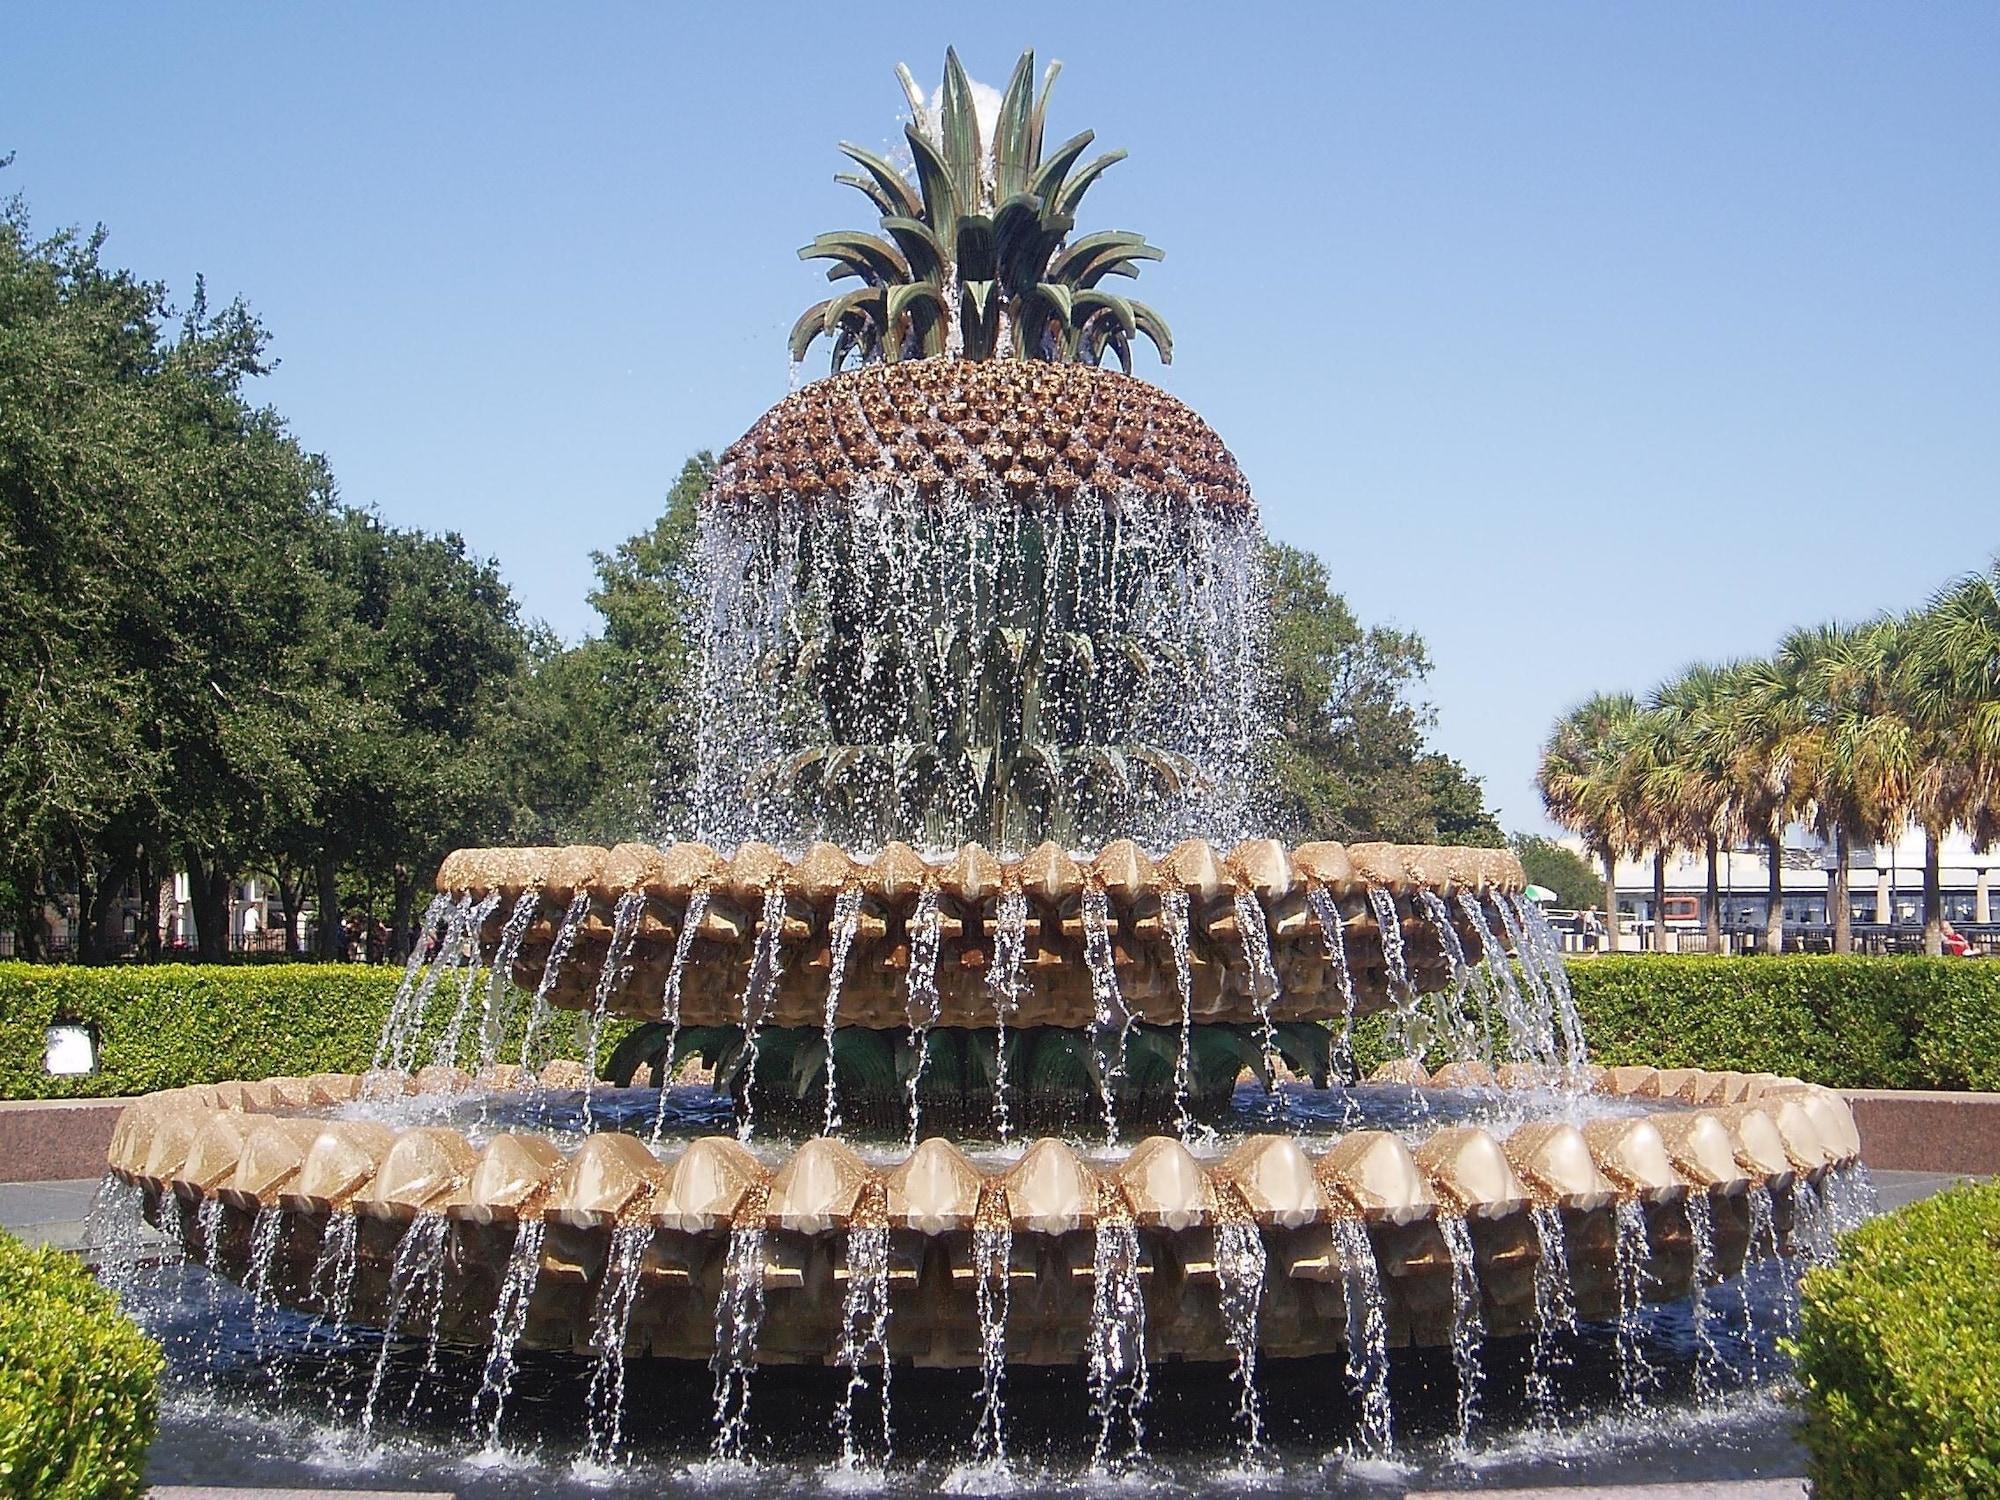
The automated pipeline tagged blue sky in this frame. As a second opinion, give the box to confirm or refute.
[9,4,1997,834]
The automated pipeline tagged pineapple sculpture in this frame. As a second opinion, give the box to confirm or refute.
[694,48,1265,859]
[790,47,1172,371]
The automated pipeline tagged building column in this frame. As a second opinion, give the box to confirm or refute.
[1978,867,1992,926]
[1876,868,1893,925]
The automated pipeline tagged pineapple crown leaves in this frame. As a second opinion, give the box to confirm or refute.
[791,47,1172,374]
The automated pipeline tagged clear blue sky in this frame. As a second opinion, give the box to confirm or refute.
[10,4,1997,834]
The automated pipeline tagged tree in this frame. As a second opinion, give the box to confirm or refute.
[1509,834,1604,912]
[1537,693,1641,950]
[1645,663,1747,951]
[1262,542,1502,846]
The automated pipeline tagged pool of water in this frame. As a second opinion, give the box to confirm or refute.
[112,1228,1809,1496]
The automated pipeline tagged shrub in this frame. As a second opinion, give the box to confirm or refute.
[0,1230,163,1499]
[1792,1180,2000,1497]
[1563,955,2000,1090]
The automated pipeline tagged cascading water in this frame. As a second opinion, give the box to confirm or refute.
[1438,1214,1485,1447]
[1684,1190,1724,1400]
[1458,890,1544,1067]
[1417,888,1489,1065]
[685,487,1269,856]
[371,893,454,1076]
[1612,1200,1657,1407]
[833,1217,893,1469]
[520,890,592,1077]
[1160,888,1197,1138]
[985,889,1028,1143]
[1087,1214,1149,1466]
[360,1214,450,1443]
[1231,887,1282,1093]
[1526,1204,1577,1426]
[735,886,791,1143]
[970,1213,1013,1470]
[711,1190,771,1463]
[1212,1206,1267,1452]
[475,888,541,1075]
[583,891,647,1122]
[304,1211,361,1397]
[434,891,501,1072]
[1513,896,1589,1075]
[1789,1176,1837,1268]
[1080,885,1126,1145]
[582,1222,652,1465]
[903,885,943,1148]
[650,885,711,1142]
[1366,885,1428,1067]
[1332,1217,1393,1455]
[821,885,863,1136]
[475,1217,547,1448]
[1747,1182,1789,1351]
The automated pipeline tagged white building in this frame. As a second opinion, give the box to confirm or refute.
[1566,826,1995,949]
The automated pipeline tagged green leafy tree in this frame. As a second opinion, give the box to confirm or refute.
[1509,833,1605,912]
[1264,542,1501,845]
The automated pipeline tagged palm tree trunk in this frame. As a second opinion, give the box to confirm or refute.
[1652,849,1668,952]
[1923,826,1944,956]
[1704,835,1722,953]
[1601,851,1620,953]
[1832,827,1852,955]
[1764,835,1785,954]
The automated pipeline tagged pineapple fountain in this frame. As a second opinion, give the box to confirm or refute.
[98,49,1873,1484]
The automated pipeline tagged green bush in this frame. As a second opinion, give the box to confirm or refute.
[0,963,406,1100]
[1792,1180,2000,1497]
[1564,955,2000,1090]
[0,1230,163,1499]
[5,954,2000,1099]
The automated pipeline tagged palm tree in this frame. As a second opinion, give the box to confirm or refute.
[1702,657,1801,954]
[1538,693,1642,952]
[1619,706,1687,952]
[1765,620,1907,954]
[1643,664,1744,951]
[1900,568,2000,951]
[791,48,1172,371]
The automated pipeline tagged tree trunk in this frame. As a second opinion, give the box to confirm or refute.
[184,852,233,962]
[137,847,162,962]
[84,865,124,964]
[314,857,345,960]
[1601,851,1620,953]
[1764,835,1786,954]
[1704,835,1723,953]
[391,866,415,962]
[1923,826,1944,956]
[277,871,303,957]
[1652,849,1669,952]
[1832,827,1853,955]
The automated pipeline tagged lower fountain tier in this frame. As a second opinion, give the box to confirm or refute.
[137,1170,1843,1365]
[106,1062,1862,1364]
[436,836,1530,1026]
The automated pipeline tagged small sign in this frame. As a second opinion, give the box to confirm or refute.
[44,1024,96,1076]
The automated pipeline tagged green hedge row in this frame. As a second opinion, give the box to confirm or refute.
[1563,955,2000,1091]
[4,955,1999,1099]
[0,1231,163,1499]
[1792,1180,2000,1497]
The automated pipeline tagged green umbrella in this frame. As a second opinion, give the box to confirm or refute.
[1524,884,1560,904]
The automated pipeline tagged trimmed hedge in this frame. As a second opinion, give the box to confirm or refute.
[4,955,2000,1099]
[0,963,406,1100]
[1792,1180,2000,1497]
[1564,955,2000,1091]
[0,1230,163,1499]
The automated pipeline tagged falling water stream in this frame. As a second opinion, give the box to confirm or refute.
[1080,886,1126,1145]
[1527,1204,1577,1427]
[1332,1217,1393,1455]
[711,1191,771,1463]
[475,1218,547,1448]
[903,886,943,1149]
[1212,1210,1267,1452]
[1160,889,1197,1137]
[833,1218,894,1469]
[1231,888,1282,1095]
[970,1215,1013,1470]
[1439,1215,1485,1447]
[1086,1216,1149,1466]
[1612,1201,1657,1407]
[650,886,711,1142]
[985,890,1029,1143]
[735,887,791,1143]
[520,891,593,1077]
[583,1222,652,1464]
[474,889,541,1076]
[819,886,864,1136]
[583,892,648,1122]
